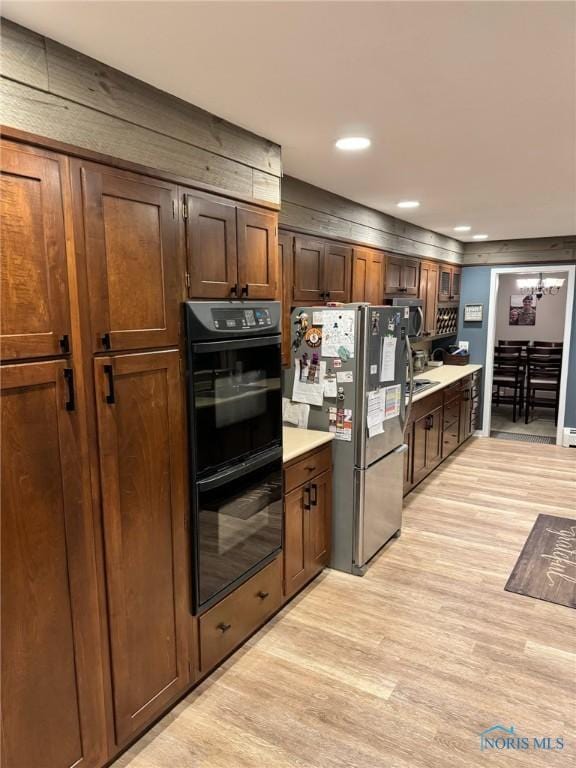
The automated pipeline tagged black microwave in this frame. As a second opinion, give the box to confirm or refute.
[384,298,423,339]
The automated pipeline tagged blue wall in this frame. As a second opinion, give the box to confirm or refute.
[458,265,576,429]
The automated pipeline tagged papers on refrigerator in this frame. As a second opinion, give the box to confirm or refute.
[282,398,310,429]
[328,407,352,441]
[384,384,402,420]
[336,370,353,384]
[312,310,325,326]
[380,335,397,382]
[291,358,326,407]
[366,389,385,428]
[323,374,337,398]
[321,310,355,359]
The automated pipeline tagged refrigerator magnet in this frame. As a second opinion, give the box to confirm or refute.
[304,327,322,348]
[337,345,350,361]
[333,358,342,368]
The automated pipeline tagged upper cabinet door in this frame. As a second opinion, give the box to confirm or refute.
[352,248,384,304]
[186,194,238,299]
[94,350,189,747]
[1,142,71,361]
[384,255,404,295]
[451,266,462,303]
[402,257,420,296]
[77,163,181,352]
[419,261,439,337]
[438,264,453,303]
[237,207,278,299]
[292,236,325,303]
[279,231,294,368]
[322,242,352,302]
[1,360,106,768]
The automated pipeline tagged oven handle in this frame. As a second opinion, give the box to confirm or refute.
[196,445,283,492]
[192,334,282,354]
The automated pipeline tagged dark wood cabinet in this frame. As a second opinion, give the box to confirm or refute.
[419,260,439,337]
[1,142,71,361]
[292,235,351,304]
[352,247,385,304]
[322,242,352,302]
[279,231,294,367]
[74,162,182,353]
[185,193,278,300]
[384,254,420,297]
[412,405,443,485]
[438,263,461,303]
[1,360,106,768]
[186,194,238,298]
[403,424,414,494]
[237,206,278,299]
[283,445,333,600]
[94,350,190,746]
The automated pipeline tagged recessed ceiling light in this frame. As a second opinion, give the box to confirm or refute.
[397,201,420,209]
[472,234,489,240]
[335,137,371,151]
[453,225,471,232]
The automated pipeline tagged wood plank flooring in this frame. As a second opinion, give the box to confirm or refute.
[115,438,576,768]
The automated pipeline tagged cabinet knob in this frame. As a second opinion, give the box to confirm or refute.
[100,332,111,350]
[257,591,269,600]
[241,284,249,297]
[217,622,231,633]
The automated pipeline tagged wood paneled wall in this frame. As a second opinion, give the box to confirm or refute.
[0,18,281,205]
[280,176,464,264]
[463,236,576,266]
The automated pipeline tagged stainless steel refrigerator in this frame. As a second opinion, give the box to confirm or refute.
[287,304,412,575]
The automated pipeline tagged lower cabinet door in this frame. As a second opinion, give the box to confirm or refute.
[307,470,332,575]
[94,350,190,746]
[284,485,310,598]
[403,424,414,494]
[413,407,442,484]
[1,360,106,768]
[426,407,443,468]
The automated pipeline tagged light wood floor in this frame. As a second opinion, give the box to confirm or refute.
[116,438,576,768]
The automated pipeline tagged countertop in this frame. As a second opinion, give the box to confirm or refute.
[283,426,334,463]
[411,364,483,403]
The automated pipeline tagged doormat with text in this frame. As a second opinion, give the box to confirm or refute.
[505,514,576,608]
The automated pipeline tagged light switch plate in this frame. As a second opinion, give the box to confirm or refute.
[458,340,470,352]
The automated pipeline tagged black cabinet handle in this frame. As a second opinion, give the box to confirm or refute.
[241,284,249,297]
[104,364,115,404]
[217,622,232,633]
[63,368,75,411]
[325,291,331,299]
[101,332,111,350]
[230,283,238,297]
[59,334,70,354]
[311,483,318,507]
[319,291,326,300]
[257,591,269,600]
[303,486,311,511]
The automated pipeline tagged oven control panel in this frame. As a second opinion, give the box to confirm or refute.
[212,307,272,330]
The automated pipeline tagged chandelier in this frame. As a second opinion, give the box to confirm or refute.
[516,273,565,301]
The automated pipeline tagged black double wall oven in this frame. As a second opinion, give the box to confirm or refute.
[185,301,283,613]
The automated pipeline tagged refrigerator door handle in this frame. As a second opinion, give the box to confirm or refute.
[403,335,415,430]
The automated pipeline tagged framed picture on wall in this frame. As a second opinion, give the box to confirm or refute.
[510,294,536,326]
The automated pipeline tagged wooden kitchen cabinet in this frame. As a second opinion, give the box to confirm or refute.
[438,263,461,303]
[291,235,352,304]
[93,349,190,746]
[412,405,443,485]
[1,360,106,768]
[322,241,352,302]
[419,260,439,337]
[384,254,420,297]
[1,142,72,361]
[283,445,333,600]
[73,161,182,353]
[352,247,385,304]
[185,193,278,300]
[279,230,294,367]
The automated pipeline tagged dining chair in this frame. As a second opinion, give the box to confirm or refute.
[493,347,524,422]
[525,346,563,425]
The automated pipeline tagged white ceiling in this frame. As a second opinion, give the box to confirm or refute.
[4,1,576,241]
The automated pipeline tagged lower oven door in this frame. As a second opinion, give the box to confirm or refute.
[193,448,283,612]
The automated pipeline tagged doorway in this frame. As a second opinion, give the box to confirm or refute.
[482,265,575,446]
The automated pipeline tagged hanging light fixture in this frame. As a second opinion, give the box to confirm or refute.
[516,273,565,301]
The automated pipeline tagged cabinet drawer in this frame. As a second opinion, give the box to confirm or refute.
[199,557,282,674]
[443,430,459,457]
[284,445,332,493]
[409,391,443,425]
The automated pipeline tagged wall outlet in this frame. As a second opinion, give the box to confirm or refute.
[458,340,470,352]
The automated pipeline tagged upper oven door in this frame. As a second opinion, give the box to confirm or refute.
[190,335,282,477]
